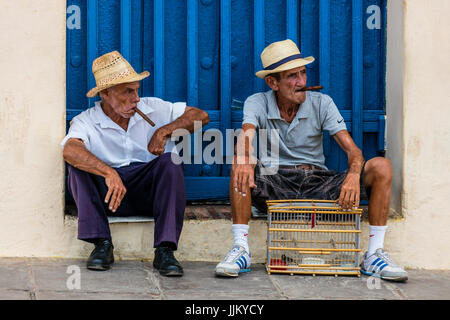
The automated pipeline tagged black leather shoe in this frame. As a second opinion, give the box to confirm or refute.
[87,239,114,271]
[153,246,184,276]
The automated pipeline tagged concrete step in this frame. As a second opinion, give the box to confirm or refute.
[64,203,265,262]
[63,204,402,263]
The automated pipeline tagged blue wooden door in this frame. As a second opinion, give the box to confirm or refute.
[66,0,386,202]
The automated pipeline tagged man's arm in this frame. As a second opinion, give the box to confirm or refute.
[63,138,126,213]
[148,106,209,155]
[232,123,257,196]
[333,130,365,209]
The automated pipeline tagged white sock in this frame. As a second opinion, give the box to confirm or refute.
[368,225,388,256]
[232,224,249,253]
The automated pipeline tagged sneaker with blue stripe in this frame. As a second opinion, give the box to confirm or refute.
[361,248,408,282]
[215,245,251,277]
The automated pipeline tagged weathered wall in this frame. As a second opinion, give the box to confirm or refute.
[385,0,450,269]
[0,0,67,257]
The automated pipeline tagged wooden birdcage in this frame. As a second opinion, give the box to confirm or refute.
[266,199,363,277]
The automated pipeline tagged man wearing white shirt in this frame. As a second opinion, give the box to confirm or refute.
[62,51,209,275]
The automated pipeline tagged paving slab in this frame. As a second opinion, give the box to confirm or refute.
[270,273,400,300]
[30,259,160,298]
[0,260,31,292]
[0,289,32,300]
[35,291,159,300]
[386,269,450,300]
[152,262,282,300]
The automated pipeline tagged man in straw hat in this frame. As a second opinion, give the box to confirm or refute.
[215,39,407,282]
[62,51,209,276]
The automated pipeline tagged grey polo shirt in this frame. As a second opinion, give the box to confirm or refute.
[242,90,347,170]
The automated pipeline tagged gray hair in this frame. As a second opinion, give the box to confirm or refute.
[265,72,280,81]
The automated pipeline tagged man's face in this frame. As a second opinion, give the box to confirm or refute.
[267,66,307,105]
[102,81,141,119]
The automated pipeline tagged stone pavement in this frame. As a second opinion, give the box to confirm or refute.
[0,258,449,300]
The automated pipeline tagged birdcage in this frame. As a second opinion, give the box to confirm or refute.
[266,199,363,277]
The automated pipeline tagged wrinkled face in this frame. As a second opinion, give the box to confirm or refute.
[101,81,141,119]
[266,66,307,105]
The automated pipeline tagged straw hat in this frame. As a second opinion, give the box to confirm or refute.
[255,39,315,79]
[86,51,150,97]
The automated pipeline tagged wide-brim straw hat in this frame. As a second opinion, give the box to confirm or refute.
[86,51,150,97]
[255,39,315,79]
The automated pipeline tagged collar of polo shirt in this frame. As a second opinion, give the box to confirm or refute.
[267,91,312,120]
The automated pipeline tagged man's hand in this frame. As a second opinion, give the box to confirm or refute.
[337,172,360,210]
[148,128,169,156]
[104,169,127,213]
[147,107,209,156]
[63,138,127,213]
[232,156,257,197]
[333,130,364,210]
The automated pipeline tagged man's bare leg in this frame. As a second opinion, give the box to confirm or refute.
[229,181,251,254]
[215,176,253,277]
[362,157,392,254]
[360,157,407,281]
[230,183,252,225]
[363,157,393,226]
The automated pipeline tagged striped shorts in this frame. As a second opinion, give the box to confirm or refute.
[250,161,370,213]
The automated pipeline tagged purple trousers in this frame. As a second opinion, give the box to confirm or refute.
[67,153,186,249]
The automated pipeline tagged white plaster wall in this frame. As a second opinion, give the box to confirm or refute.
[403,0,450,268]
[0,0,67,257]
[385,0,450,269]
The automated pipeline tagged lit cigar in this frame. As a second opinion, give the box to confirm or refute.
[299,86,324,91]
[135,107,155,127]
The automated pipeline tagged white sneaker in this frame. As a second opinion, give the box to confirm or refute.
[215,245,252,277]
[361,248,408,282]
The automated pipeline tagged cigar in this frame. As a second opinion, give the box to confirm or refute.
[300,86,324,91]
[135,107,155,127]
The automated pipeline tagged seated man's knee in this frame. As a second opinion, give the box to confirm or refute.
[148,153,184,184]
[366,157,392,182]
[158,152,183,171]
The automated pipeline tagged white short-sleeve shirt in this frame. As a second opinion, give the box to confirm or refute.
[61,97,186,168]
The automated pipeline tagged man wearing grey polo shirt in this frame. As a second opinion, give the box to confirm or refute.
[215,39,407,282]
